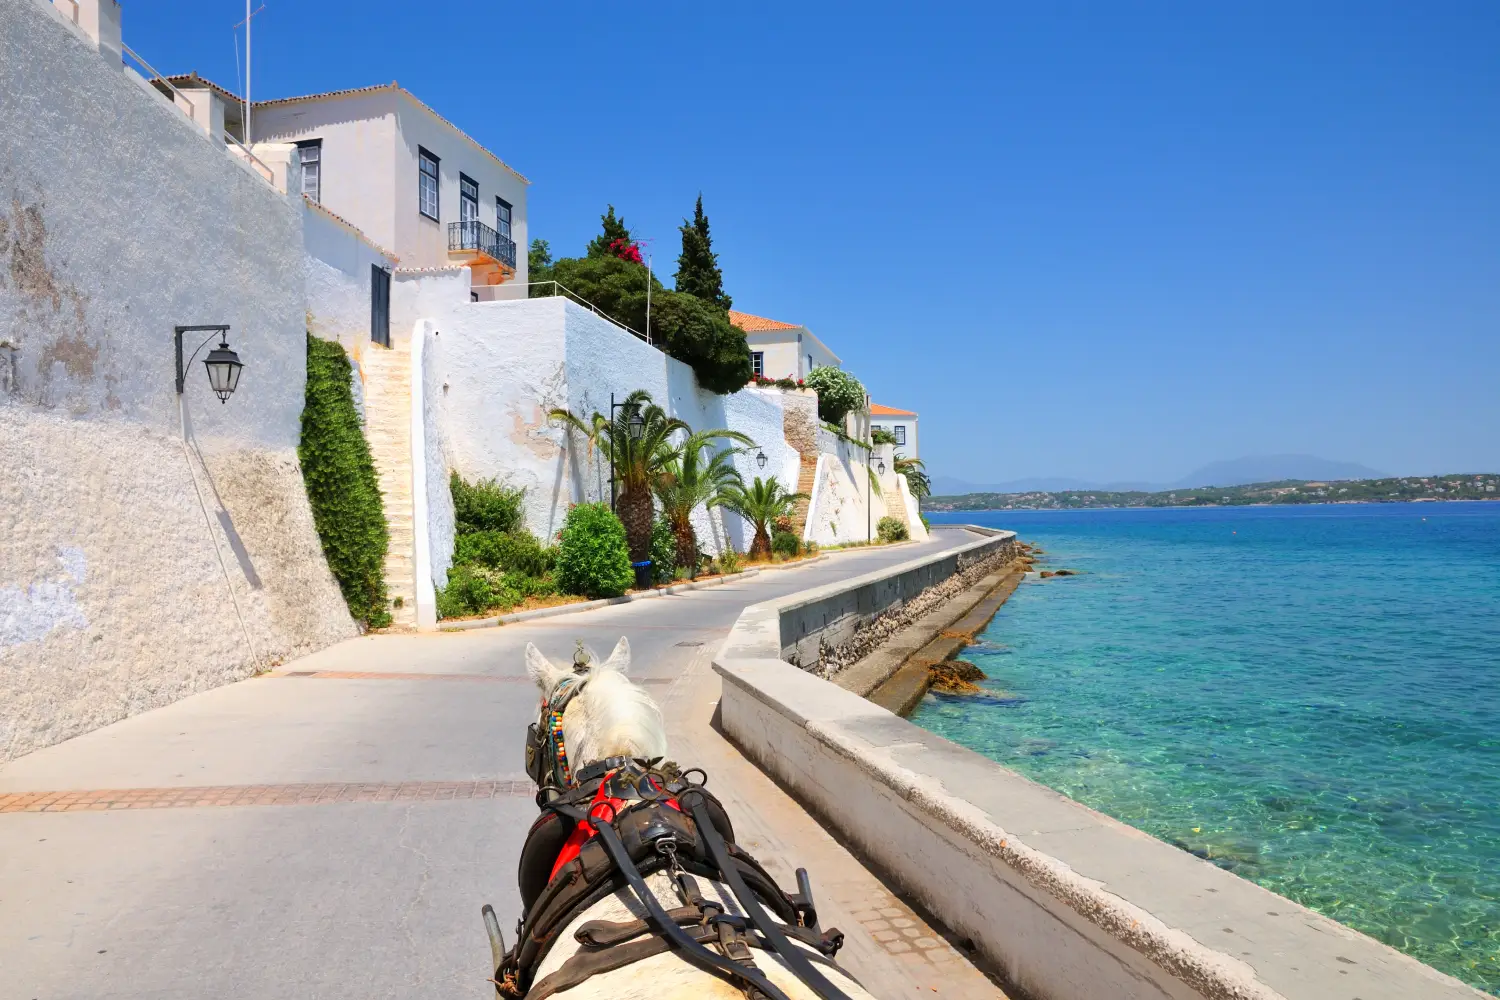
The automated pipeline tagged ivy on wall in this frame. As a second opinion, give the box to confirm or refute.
[299,334,392,628]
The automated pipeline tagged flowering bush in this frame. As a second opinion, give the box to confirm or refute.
[609,237,644,265]
[805,367,867,424]
[749,374,806,390]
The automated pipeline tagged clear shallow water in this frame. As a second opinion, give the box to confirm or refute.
[920,503,1500,993]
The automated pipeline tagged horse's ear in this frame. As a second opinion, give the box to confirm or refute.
[524,643,570,693]
[597,636,631,676]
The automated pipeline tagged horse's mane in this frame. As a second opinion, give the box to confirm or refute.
[526,638,668,767]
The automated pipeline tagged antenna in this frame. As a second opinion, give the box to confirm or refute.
[233,3,266,144]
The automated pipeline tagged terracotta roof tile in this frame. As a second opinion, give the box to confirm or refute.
[870,403,917,417]
[729,310,801,332]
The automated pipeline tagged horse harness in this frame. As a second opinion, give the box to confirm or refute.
[502,696,852,1000]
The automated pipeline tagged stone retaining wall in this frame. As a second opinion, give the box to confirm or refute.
[712,527,1484,1000]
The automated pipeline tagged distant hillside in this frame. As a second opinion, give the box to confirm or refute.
[1173,455,1388,489]
[932,455,1389,497]
[925,474,1498,511]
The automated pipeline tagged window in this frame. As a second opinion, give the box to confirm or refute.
[459,174,478,223]
[296,140,321,202]
[807,354,814,372]
[751,351,764,377]
[496,197,512,240]
[418,147,440,220]
[370,265,390,346]
[893,425,907,446]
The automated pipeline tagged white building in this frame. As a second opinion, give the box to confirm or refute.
[870,403,919,459]
[250,82,529,300]
[730,310,841,381]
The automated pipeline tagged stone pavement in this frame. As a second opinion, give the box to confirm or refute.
[0,531,1008,1000]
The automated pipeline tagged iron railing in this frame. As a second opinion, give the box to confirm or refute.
[448,220,517,270]
[522,281,653,346]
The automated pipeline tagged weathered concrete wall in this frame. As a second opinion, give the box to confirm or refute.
[713,530,1486,1000]
[1,0,355,760]
[774,529,1015,670]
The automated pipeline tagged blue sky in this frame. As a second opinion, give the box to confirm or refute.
[127,1,1499,482]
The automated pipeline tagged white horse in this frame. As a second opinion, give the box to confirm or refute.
[510,638,874,1000]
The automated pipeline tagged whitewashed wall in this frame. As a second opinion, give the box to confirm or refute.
[0,0,355,761]
[805,430,891,547]
[397,293,802,587]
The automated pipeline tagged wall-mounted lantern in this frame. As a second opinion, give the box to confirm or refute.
[877,458,887,476]
[756,449,768,470]
[175,325,244,403]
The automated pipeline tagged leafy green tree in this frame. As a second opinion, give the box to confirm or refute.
[675,194,732,312]
[529,239,554,284]
[543,255,662,332]
[804,367,867,425]
[555,503,633,598]
[586,205,634,258]
[649,292,754,394]
[549,390,688,564]
[722,476,807,559]
[653,430,752,572]
[895,456,931,500]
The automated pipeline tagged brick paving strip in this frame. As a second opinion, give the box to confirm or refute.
[0,780,535,813]
[264,670,673,684]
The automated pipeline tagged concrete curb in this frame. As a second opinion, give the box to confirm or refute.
[437,555,830,632]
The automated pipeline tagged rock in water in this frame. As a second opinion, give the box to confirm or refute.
[929,658,987,694]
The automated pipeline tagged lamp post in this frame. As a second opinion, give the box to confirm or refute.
[756,449,768,472]
[175,325,244,402]
[608,393,645,512]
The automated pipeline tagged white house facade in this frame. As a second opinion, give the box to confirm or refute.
[730,310,841,381]
[870,403,919,459]
[251,83,529,298]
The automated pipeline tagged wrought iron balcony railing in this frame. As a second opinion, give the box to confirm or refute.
[448,220,517,270]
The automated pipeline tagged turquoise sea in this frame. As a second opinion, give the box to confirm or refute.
[921,503,1500,993]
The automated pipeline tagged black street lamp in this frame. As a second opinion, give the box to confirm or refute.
[756,449,768,471]
[877,457,887,476]
[175,325,244,403]
[608,393,646,512]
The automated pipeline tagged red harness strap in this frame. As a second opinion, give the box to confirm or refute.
[547,771,680,882]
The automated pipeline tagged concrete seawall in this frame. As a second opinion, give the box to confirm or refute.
[713,527,1484,1000]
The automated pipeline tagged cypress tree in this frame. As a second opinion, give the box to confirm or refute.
[674,194,732,312]
[586,205,634,258]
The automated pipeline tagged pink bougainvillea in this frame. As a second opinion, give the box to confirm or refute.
[609,238,644,265]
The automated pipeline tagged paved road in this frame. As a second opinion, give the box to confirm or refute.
[1,530,1003,1000]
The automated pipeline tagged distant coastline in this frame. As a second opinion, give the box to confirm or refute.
[925,474,1498,512]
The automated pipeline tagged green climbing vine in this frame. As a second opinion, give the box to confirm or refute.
[299,334,391,628]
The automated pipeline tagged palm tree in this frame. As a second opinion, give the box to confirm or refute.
[722,476,807,559]
[550,390,686,562]
[653,430,751,573]
[895,456,931,500]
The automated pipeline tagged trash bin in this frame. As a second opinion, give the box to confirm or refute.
[631,560,653,590]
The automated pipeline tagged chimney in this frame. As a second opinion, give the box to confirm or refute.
[56,0,123,64]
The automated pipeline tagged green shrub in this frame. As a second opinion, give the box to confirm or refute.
[771,530,801,558]
[650,517,678,585]
[299,335,391,628]
[556,503,634,599]
[805,367,867,425]
[451,472,525,534]
[435,564,496,619]
[877,516,909,543]
[454,530,555,577]
[871,427,898,445]
[719,548,742,574]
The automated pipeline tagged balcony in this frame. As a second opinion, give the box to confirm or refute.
[447,220,517,285]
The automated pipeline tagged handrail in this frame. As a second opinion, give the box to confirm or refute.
[522,281,655,347]
[121,42,275,187]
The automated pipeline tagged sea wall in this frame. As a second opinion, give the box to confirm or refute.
[0,0,355,761]
[713,530,1485,1000]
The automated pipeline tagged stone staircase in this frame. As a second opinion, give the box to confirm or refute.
[359,345,417,629]
[792,454,819,540]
